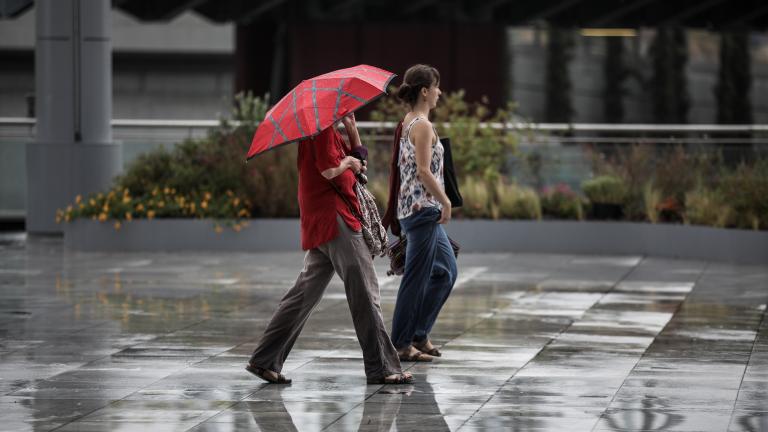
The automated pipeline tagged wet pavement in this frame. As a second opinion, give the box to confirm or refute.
[1,234,766,431]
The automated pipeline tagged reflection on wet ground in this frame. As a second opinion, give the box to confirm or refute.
[0,235,766,431]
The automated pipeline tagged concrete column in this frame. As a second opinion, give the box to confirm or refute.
[27,0,121,234]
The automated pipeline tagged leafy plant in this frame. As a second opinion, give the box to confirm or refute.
[458,176,492,219]
[684,186,733,228]
[494,181,542,220]
[582,175,628,205]
[716,160,768,230]
[540,183,583,220]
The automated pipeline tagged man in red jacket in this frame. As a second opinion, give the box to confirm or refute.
[246,114,412,385]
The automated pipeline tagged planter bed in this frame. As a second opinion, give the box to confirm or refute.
[64,219,768,265]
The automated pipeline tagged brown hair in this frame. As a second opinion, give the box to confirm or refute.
[396,64,440,107]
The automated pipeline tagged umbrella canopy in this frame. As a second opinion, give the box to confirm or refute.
[246,64,396,160]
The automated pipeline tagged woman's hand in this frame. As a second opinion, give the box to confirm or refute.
[438,202,452,224]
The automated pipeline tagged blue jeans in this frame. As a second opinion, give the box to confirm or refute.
[391,206,458,350]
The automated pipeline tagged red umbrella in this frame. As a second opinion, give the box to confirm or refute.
[246,64,396,160]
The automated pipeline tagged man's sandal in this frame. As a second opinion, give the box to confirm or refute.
[413,340,442,357]
[246,364,292,384]
[367,373,414,385]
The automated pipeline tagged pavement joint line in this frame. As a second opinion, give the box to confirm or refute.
[590,260,710,432]
[726,299,768,431]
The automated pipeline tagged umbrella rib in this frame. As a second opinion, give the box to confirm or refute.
[333,78,346,122]
[312,80,321,133]
[291,90,306,137]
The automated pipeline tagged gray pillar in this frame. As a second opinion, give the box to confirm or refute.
[27,0,121,234]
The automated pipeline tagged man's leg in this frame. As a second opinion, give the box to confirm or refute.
[325,216,402,380]
[249,248,335,374]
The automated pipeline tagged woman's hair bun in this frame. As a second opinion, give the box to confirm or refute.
[395,64,440,107]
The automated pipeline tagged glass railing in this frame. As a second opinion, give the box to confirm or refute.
[2,117,766,219]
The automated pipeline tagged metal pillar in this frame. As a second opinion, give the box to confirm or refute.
[27,0,120,234]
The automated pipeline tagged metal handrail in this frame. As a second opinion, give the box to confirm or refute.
[2,117,767,133]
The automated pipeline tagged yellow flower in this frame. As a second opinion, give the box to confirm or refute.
[113,221,121,230]
[238,209,248,217]
[66,205,73,212]
[190,203,196,213]
[214,226,223,234]
[201,201,208,209]
[79,203,85,210]
[135,203,145,212]
[147,210,156,220]
[152,188,158,197]
[64,214,71,222]
[157,201,165,208]
[204,192,212,201]
[122,196,131,204]
[226,190,233,197]
[75,195,82,204]
[98,213,107,222]
[107,191,115,199]
[163,187,170,195]
[97,193,104,199]
[123,188,129,195]
[125,212,132,221]
[89,198,96,206]
[233,198,240,207]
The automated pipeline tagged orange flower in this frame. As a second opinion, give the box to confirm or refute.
[125,212,132,221]
[147,210,156,220]
[98,213,107,222]
[201,201,208,209]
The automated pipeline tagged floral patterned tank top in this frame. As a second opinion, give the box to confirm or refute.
[397,117,444,220]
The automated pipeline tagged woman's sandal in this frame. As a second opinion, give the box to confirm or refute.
[413,340,442,357]
[398,349,433,362]
[245,364,292,384]
[367,373,414,385]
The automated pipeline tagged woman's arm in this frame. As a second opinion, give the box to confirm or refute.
[412,121,452,224]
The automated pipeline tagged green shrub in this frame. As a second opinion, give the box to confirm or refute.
[494,181,542,220]
[540,183,583,220]
[716,160,768,230]
[684,186,733,228]
[459,176,492,218]
[582,175,628,205]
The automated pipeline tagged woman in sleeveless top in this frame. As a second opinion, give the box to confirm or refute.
[390,64,458,362]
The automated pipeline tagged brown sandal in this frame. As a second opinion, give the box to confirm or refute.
[413,340,442,357]
[367,373,414,384]
[398,349,433,362]
[246,364,292,384]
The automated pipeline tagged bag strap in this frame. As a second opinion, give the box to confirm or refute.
[382,121,404,236]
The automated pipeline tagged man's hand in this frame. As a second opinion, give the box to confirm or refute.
[343,156,363,174]
[438,202,452,224]
[341,113,356,129]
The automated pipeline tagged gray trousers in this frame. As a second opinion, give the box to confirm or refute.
[250,216,402,380]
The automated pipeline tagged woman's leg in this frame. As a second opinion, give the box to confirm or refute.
[325,216,402,380]
[390,207,441,350]
[412,224,458,343]
[249,248,335,374]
